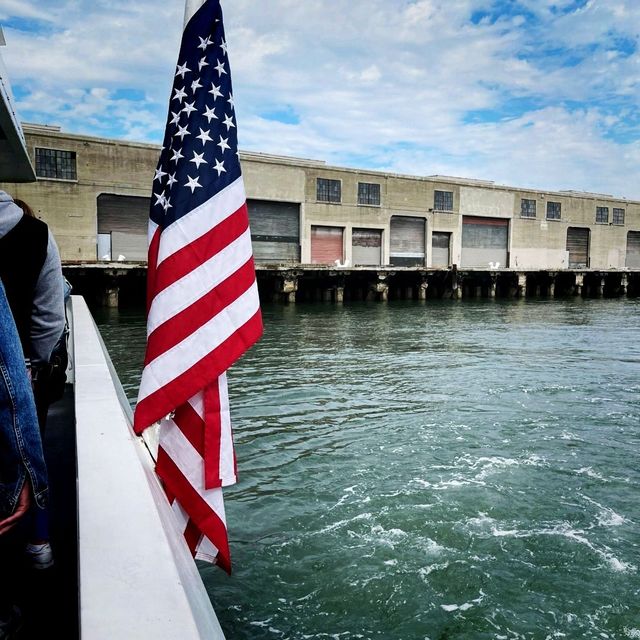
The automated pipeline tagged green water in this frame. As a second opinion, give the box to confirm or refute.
[94,299,640,640]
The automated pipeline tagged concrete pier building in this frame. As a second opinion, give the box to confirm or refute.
[1,123,639,304]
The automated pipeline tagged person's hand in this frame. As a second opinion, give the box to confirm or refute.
[0,482,31,535]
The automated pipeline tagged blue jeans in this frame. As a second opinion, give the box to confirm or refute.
[0,280,48,521]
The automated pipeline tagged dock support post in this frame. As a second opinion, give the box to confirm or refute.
[548,272,557,298]
[574,273,584,297]
[419,278,428,301]
[516,273,527,298]
[621,274,629,297]
[595,276,605,298]
[102,286,119,308]
[335,286,344,303]
[488,274,498,299]
[277,273,299,304]
[323,288,333,302]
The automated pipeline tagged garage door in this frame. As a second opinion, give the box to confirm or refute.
[461,216,508,268]
[626,231,640,268]
[390,216,425,266]
[97,194,150,261]
[247,199,300,263]
[311,226,344,264]
[352,228,382,265]
[566,227,590,268]
[431,232,451,267]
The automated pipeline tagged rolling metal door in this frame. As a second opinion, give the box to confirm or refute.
[352,228,382,265]
[97,194,149,234]
[311,226,343,264]
[247,199,300,263]
[626,231,640,268]
[97,194,150,261]
[566,227,590,268]
[461,216,508,268]
[390,216,425,266]
[431,232,451,267]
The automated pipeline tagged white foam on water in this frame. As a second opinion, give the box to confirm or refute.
[624,628,640,639]
[418,562,450,579]
[576,467,608,482]
[440,591,485,613]
[489,522,637,573]
[315,512,373,535]
[384,559,397,566]
[580,494,627,527]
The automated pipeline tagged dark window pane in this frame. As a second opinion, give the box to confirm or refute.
[546,201,561,220]
[35,148,77,180]
[596,206,609,224]
[613,208,625,225]
[434,190,453,211]
[317,178,341,203]
[521,198,536,218]
[358,182,381,206]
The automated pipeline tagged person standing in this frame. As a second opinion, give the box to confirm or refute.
[0,278,49,636]
[0,191,65,568]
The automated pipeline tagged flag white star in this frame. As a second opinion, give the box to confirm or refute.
[170,110,182,125]
[227,93,235,110]
[167,172,177,187]
[196,128,213,145]
[172,86,187,103]
[175,62,191,78]
[170,148,184,164]
[182,101,197,117]
[163,198,173,212]
[220,39,228,56]
[153,191,165,206]
[214,59,227,76]
[185,175,203,192]
[198,36,213,50]
[209,83,223,100]
[191,78,203,93]
[213,159,226,176]
[198,56,209,71]
[222,114,235,130]
[190,151,208,169]
[217,135,230,153]
[154,167,167,182]
[203,105,218,122]
[174,124,191,140]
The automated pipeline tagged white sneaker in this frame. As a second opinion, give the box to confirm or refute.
[25,542,54,569]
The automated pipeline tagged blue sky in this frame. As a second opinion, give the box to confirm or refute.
[1,0,639,198]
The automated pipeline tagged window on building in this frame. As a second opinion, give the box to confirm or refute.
[316,178,341,203]
[520,198,536,218]
[434,190,453,211]
[613,207,625,225]
[546,201,561,220]
[596,206,609,224]
[358,182,381,206]
[35,148,77,180]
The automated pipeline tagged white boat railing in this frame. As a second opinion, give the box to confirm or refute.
[69,295,225,639]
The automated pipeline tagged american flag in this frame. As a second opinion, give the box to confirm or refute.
[133,0,262,573]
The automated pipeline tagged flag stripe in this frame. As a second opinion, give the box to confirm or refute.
[156,447,231,573]
[144,257,257,366]
[139,280,260,398]
[147,227,254,335]
[158,415,227,513]
[157,176,246,265]
[134,308,262,435]
[153,202,250,297]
